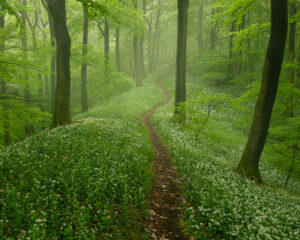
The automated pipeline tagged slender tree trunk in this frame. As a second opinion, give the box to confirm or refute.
[148,9,153,73]
[42,31,50,96]
[116,26,121,72]
[47,0,71,128]
[236,0,288,183]
[198,2,204,51]
[21,0,34,136]
[0,5,10,146]
[210,0,216,50]
[132,0,142,86]
[286,0,296,117]
[228,21,236,79]
[174,0,189,122]
[150,0,161,72]
[104,17,110,84]
[42,0,56,112]
[81,7,88,112]
[139,0,147,78]
[133,33,142,86]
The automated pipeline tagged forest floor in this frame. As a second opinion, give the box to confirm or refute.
[142,70,186,240]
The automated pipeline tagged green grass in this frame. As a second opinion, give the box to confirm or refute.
[0,66,169,239]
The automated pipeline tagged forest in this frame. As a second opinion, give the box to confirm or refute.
[0,0,299,239]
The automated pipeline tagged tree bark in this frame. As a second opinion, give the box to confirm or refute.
[236,0,288,183]
[139,0,147,78]
[210,0,216,50]
[0,4,10,146]
[228,21,236,79]
[47,0,71,128]
[42,0,56,112]
[286,0,296,117]
[174,0,189,122]
[81,7,88,112]
[104,17,110,84]
[21,0,34,136]
[198,2,204,51]
[116,26,121,72]
[132,0,142,86]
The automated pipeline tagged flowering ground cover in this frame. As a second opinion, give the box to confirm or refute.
[152,74,300,240]
[0,68,167,239]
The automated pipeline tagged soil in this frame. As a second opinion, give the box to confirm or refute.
[142,70,187,240]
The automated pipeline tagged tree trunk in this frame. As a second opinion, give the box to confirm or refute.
[286,0,296,117]
[132,0,142,86]
[150,0,161,72]
[198,3,204,51]
[228,21,236,79]
[0,5,10,146]
[139,0,147,78]
[236,0,288,183]
[47,0,71,128]
[104,17,110,84]
[81,7,88,113]
[174,0,189,122]
[21,0,34,136]
[133,33,142,86]
[116,26,121,72]
[210,0,216,50]
[42,0,56,112]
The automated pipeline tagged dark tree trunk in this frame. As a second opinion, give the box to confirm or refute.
[116,26,121,72]
[174,0,189,122]
[47,0,71,128]
[0,5,10,146]
[236,0,288,183]
[81,7,88,113]
[286,1,296,117]
[198,3,204,51]
[104,17,110,84]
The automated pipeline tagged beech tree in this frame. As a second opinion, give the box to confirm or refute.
[47,0,71,127]
[81,6,89,113]
[236,0,288,182]
[174,0,189,122]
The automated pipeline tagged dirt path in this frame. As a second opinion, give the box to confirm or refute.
[142,71,186,240]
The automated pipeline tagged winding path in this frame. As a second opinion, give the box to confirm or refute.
[142,70,186,240]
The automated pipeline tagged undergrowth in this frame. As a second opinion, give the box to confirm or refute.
[0,66,168,239]
[153,74,300,239]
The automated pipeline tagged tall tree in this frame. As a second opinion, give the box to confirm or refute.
[115,25,121,72]
[47,0,71,127]
[132,0,142,86]
[286,0,296,117]
[41,0,56,112]
[104,17,110,84]
[236,0,288,182]
[198,1,204,51]
[174,0,189,122]
[81,7,89,112]
[0,2,10,146]
[21,0,34,135]
[139,0,147,78]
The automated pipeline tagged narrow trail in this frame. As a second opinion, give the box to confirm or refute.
[142,71,186,240]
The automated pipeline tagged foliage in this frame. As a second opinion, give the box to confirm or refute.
[153,103,300,240]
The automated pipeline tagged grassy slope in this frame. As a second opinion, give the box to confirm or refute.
[153,74,300,239]
[0,67,168,239]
